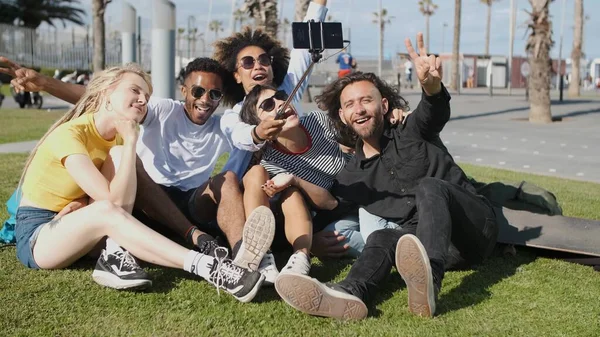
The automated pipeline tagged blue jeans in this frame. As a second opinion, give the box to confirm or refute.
[15,206,58,269]
[358,208,400,242]
[321,214,363,258]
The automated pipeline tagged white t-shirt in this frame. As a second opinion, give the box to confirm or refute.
[220,1,328,179]
[137,97,231,191]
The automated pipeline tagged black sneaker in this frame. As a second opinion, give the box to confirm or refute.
[208,247,264,303]
[92,249,152,290]
[196,238,224,258]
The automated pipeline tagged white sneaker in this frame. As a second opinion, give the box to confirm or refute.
[279,251,311,276]
[258,252,279,286]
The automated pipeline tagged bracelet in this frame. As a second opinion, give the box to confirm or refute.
[252,126,266,142]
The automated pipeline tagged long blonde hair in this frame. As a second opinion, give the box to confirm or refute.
[19,63,153,186]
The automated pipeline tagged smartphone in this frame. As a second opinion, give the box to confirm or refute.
[292,21,344,50]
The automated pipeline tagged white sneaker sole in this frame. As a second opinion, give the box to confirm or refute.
[92,270,152,290]
[275,274,368,320]
[395,234,436,317]
[233,206,276,271]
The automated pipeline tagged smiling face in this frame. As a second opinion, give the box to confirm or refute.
[107,72,150,123]
[234,46,275,94]
[181,71,223,125]
[256,88,299,132]
[338,80,388,142]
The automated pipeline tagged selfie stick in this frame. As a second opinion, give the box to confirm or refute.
[276,20,324,119]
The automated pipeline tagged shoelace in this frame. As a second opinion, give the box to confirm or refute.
[116,250,139,272]
[208,247,245,296]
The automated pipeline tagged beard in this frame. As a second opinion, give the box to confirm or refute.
[350,115,384,141]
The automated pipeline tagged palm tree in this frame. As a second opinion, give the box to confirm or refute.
[451,0,461,91]
[526,0,553,123]
[92,0,112,72]
[568,0,583,98]
[244,0,279,37]
[481,0,500,56]
[1,0,85,29]
[209,20,224,41]
[372,8,394,75]
[294,0,311,22]
[233,8,247,32]
[418,0,438,51]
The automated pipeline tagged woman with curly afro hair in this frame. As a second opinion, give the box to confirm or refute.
[214,0,329,285]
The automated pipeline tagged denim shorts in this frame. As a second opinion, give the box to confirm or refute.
[15,206,58,269]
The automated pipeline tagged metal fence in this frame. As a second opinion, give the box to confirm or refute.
[0,23,151,71]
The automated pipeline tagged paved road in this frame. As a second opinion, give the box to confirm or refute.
[2,87,599,183]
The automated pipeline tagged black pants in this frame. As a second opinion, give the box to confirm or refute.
[339,177,498,302]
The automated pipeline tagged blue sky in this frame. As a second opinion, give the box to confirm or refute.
[59,0,599,60]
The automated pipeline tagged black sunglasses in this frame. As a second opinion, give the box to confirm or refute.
[238,53,273,70]
[259,90,289,112]
[188,86,223,101]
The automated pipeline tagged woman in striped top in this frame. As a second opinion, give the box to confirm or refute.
[239,84,352,281]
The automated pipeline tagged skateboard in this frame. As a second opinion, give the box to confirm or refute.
[496,207,600,257]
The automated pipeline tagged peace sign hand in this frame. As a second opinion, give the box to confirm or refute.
[404,32,443,96]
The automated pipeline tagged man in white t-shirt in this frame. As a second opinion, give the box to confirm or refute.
[0,57,275,272]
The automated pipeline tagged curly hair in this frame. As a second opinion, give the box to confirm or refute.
[213,26,290,107]
[315,72,410,148]
[239,84,279,126]
[180,58,235,105]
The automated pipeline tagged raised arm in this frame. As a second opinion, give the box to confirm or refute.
[402,33,450,139]
[0,56,85,104]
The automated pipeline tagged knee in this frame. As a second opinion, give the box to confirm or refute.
[88,200,128,227]
[280,186,302,201]
[212,170,240,191]
[242,165,268,186]
[415,177,448,199]
[365,228,399,247]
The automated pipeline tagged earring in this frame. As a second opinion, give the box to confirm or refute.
[105,101,112,111]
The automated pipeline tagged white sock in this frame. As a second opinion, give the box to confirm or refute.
[183,250,214,280]
[105,237,122,254]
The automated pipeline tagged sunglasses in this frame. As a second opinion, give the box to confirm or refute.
[259,90,289,113]
[188,86,223,101]
[238,53,273,70]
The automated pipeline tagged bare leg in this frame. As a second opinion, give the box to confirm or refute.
[190,171,245,248]
[33,201,191,270]
[280,187,312,255]
[242,165,270,218]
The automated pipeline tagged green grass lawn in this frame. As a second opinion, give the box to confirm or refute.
[0,108,65,144]
[1,153,599,336]
[0,84,11,97]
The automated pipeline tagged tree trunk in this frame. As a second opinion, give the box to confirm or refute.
[568,0,583,98]
[527,0,552,123]
[451,0,461,90]
[485,3,491,55]
[425,15,430,52]
[92,0,107,72]
[294,0,310,21]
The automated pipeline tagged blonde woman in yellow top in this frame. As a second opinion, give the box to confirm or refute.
[14,64,266,302]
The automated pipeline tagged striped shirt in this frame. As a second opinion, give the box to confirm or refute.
[261,111,352,190]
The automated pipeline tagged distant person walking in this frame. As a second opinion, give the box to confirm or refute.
[404,59,413,88]
[336,51,357,78]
